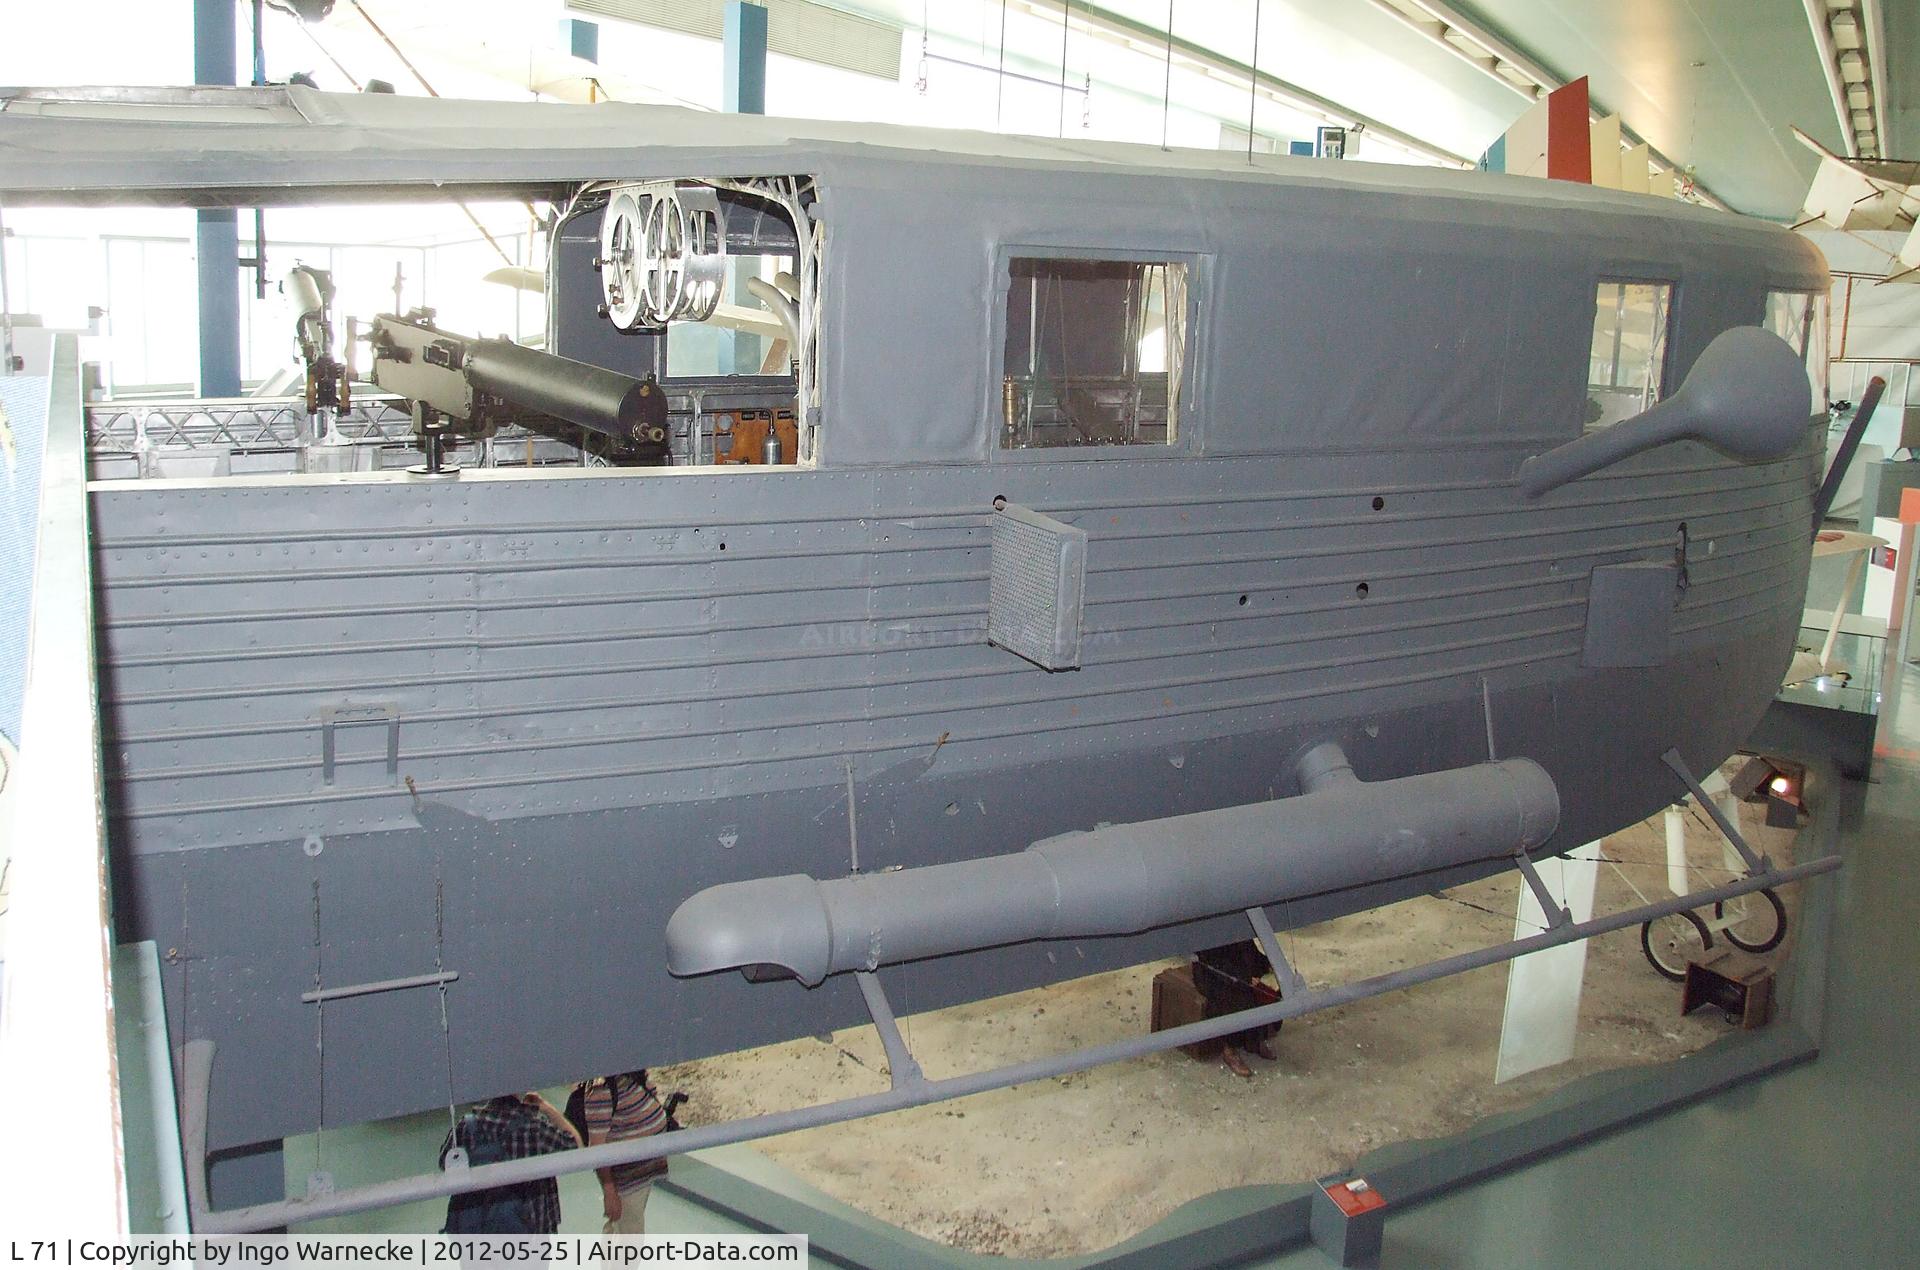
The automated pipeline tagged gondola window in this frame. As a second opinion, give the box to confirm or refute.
[1586,281,1672,431]
[1000,258,1185,448]
[1764,289,1830,407]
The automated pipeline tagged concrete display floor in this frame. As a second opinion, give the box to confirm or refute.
[1252,752,1916,1266]
[1171,663,1916,1267]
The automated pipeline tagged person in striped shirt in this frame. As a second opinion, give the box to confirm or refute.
[584,1070,669,1234]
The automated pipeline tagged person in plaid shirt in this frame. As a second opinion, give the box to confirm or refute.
[438,1093,580,1233]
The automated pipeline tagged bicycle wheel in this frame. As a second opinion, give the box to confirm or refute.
[1641,910,1712,982]
[1715,887,1787,954]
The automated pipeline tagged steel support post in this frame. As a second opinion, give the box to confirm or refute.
[194,0,242,397]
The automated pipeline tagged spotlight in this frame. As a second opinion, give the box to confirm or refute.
[1732,754,1806,828]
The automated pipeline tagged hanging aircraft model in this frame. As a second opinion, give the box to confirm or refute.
[1793,126,1920,281]
[0,84,1838,1229]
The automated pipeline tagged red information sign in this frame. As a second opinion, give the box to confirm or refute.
[1324,1177,1388,1218]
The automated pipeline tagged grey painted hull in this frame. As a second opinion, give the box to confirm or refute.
[93,436,1816,1150]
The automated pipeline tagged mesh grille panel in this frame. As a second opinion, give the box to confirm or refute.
[988,503,1086,672]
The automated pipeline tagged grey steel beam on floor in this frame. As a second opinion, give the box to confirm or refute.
[188,853,1839,1233]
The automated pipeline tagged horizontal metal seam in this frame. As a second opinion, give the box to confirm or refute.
[87,452,1795,549]
[112,641,1573,820]
[99,522,1797,701]
[91,462,1804,553]
[92,485,1806,590]
[112,619,1587,787]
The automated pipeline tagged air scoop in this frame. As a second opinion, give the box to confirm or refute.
[1518,326,1813,499]
[664,743,1561,986]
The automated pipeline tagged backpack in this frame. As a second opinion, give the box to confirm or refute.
[565,1076,676,1180]
[567,1072,664,1145]
[440,1113,536,1235]
[562,1079,602,1147]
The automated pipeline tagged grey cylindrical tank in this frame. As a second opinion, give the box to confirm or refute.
[665,745,1560,986]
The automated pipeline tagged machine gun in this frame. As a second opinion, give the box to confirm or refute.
[285,264,349,444]
[368,310,669,475]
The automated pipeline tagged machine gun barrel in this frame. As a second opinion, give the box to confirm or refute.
[368,312,663,444]
[463,336,650,439]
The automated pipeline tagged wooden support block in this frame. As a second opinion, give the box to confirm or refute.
[1682,948,1775,1028]
[1150,965,1218,1060]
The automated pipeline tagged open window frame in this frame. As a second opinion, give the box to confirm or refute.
[985,244,1206,462]
[1584,276,1678,434]
[1763,288,1831,411]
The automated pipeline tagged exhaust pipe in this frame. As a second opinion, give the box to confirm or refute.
[665,744,1560,986]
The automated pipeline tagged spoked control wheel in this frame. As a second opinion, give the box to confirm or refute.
[1641,910,1713,982]
[1714,887,1788,954]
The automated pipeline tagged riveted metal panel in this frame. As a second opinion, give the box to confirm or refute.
[89,433,1818,1149]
